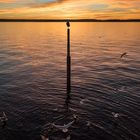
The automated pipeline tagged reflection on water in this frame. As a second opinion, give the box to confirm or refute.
[0,22,140,140]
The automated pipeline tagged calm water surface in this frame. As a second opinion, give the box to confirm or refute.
[0,22,140,140]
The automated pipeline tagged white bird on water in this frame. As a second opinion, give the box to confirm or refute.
[0,112,8,122]
[52,115,77,133]
[41,135,49,140]
[86,121,92,127]
[112,112,120,118]
[80,98,89,104]
[52,120,75,133]
[66,135,71,140]
[0,112,8,128]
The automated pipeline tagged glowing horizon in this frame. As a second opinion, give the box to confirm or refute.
[0,0,140,19]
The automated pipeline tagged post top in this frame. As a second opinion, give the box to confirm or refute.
[66,21,70,27]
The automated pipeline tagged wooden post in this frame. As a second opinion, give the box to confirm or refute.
[66,21,71,99]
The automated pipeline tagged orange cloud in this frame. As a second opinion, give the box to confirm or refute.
[0,0,139,19]
[0,0,17,3]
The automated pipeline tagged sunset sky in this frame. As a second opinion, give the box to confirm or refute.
[0,0,140,19]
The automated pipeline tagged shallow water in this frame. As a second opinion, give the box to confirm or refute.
[0,22,140,140]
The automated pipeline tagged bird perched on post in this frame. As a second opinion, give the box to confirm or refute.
[66,21,70,27]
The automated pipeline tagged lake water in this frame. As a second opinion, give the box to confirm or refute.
[0,22,140,140]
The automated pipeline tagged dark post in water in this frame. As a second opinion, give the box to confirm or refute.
[66,21,71,99]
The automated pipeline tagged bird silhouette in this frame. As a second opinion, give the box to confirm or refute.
[66,21,70,27]
[120,52,127,58]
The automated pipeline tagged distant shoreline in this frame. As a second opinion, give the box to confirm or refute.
[0,19,140,22]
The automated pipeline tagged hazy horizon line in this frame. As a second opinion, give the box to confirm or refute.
[0,19,140,22]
